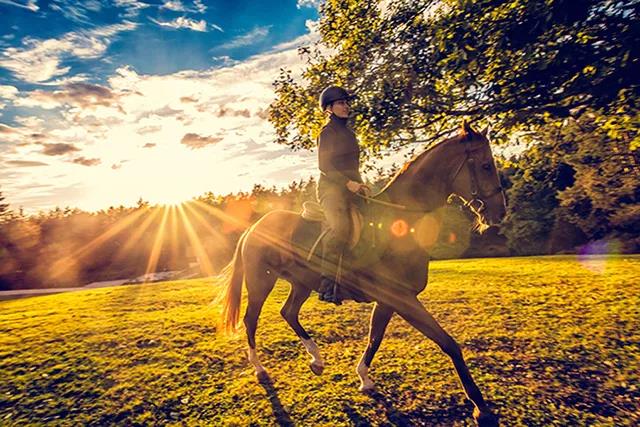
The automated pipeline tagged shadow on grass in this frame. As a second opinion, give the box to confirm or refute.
[342,389,414,426]
[258,373,295,427]
[344,388,475,426]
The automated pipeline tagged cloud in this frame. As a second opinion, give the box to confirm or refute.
[142,142,156,148]
[215,106,251,118]
[0,123,18,133]
[42,143,80,156]
[35,73,90,87]
[49,0,102,23]
[0,22,136,83]
[0,0,38,11]
[7,160,49,167]
[111,160,129,170]
[0,85,18,99]
[160,0,186,11]
[160,0,207,13]
[72,156,101,166]
[138,105,182,120]
[17,83,122,111]
[137,125,162,135]
[149,16,212,32]
[296,0,322,9]
[114,0,150,18]
[180,133,223,149]
[217,26,270,50]
[193,0,206,13]
[211,55,238,67]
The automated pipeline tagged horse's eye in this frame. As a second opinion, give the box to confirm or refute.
[482,163,491,171]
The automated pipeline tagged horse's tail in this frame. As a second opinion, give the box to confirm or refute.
[215,229,248,334]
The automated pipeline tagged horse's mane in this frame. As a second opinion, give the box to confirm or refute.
[377,133,461,195]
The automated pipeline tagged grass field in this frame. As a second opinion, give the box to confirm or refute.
[1,255,638,426]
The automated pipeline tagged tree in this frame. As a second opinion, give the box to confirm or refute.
[271,0,639,157]
[501,111,640,254]
[554,115,640,248]
[0,190,11,222]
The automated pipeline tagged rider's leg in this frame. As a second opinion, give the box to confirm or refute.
[319,188,350,303]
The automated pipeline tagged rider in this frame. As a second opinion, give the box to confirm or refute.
[316,85,370,304]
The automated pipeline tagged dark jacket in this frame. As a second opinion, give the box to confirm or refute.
[317,113,362,199]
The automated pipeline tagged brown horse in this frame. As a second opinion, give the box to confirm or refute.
[217,121,506,426]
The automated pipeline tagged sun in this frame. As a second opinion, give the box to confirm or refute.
[148,192,189,206]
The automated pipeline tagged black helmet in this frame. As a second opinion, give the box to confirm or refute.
[319,85,353,110]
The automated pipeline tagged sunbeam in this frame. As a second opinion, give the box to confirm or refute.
[144,206,170,280]
[112,208,162,263]
[49,208,149,280]
[176,204,216,276]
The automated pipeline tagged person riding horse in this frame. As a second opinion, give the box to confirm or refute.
[316,85,370,304]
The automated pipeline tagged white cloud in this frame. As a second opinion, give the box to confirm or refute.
[160,0,206,13]
[49,0,102,23]
[149,16,210,32]
[114,0,150,18]
[161,0,186,11]
[0,85,19,99]
[296,0,322,9]
[0,0,38,11]
[217,26,270,50]
[0,22,136,83]
[193,0,206,13]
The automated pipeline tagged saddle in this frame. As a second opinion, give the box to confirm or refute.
[300,201,363,259]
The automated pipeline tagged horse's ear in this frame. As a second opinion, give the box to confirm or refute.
[460,120,473,140]
[480,126,489,137]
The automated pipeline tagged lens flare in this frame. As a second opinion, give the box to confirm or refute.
[577,240,620,274]
[390,219,409,237]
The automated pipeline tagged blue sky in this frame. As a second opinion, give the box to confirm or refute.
[0,0,322,211]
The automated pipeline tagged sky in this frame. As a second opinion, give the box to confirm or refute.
[0,0,324,212]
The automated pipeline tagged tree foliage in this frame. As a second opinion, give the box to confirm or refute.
[270,0,639,157]
[502,112,640,254]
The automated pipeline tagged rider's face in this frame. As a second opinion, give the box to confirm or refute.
[328,99,350,118]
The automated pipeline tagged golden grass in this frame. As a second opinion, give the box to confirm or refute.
[1,255,638,425]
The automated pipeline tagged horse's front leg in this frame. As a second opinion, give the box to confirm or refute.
[357,302,394,391]
[395,296,498,427]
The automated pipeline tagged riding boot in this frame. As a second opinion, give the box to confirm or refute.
[319,241,344,305]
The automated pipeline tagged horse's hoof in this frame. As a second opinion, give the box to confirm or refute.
[256,370,270,383]
[473,407,499,427]
[310,362,324,376]
[359,382,375,393]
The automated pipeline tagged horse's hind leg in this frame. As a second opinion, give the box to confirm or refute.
[280,283,324,375]
[244,265,277,380]
[357,302,394,391]
[396,296,498,426]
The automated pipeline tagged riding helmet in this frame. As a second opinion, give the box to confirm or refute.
[319,85,354,110]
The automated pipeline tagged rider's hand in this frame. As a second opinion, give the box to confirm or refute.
[346,180,361,193]
[359,184,371,196]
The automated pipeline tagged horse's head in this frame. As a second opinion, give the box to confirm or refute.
[446,121,506,230]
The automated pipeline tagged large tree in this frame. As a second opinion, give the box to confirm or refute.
[0,190,10,222]
[271,0,639,158]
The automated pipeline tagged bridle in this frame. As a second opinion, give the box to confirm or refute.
[449,139,504,214]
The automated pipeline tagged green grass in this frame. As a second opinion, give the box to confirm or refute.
[1,255,639,426]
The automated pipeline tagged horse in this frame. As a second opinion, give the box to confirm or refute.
[216,121,506,426]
